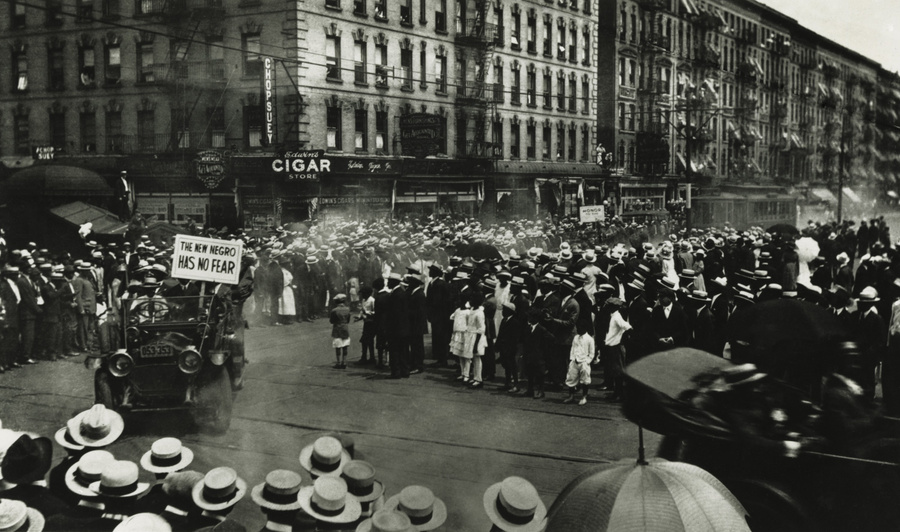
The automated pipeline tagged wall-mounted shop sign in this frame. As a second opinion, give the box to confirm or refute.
[33,146,55,160]
[195,150,226,189]
[328,157,399,175]
[399,113,444,158]
[271,150,329,180]
[262,57,277,146]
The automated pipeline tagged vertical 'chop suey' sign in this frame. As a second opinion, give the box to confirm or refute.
[262,57,277,146]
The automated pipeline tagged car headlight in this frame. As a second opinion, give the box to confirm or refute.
[125,326,141,344]
[209,351,226,366]
[109,350,134,378]
[196,323,211,339]
[178,348,202,374]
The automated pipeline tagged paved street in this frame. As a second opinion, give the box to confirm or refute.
[0,317,658,530]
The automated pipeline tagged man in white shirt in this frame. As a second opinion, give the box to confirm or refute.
[603,298,632,401]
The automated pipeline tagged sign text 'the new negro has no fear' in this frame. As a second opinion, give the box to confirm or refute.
[172,235,244,285]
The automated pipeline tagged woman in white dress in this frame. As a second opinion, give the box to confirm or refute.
[277,258,296,324]
[464,292,487,388]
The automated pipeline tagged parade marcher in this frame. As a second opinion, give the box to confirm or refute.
[357,286,376,365]
[523,309,552,399]
[297,477,361,529]
[544,279,579,388]
[330,294,351,370]
[383,485,446,532]
[602,297,631,401]
[563,322,593,405]
[406,271,427,375]
[482,477,545,532]
[190,467,247,528]
[139,438,194,480]
[649,282,689,351]
[856,286,886,403]
[250,469,315,532]
[386,274,410,379]
[73,261,97,354]
[496,302,522,393]
[341,460,384,522]
[685,290,716,355]
[373,278,391,368]
[425,264,452,368]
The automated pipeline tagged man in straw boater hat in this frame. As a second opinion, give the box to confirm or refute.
[405,270,427,375]
[341,461,384,521]
[355,509,415,532]
[856,286,886,404]
[386,273,411,380]
[66,404,124,451]
[383,485,446,531]
[139,438,194,480]
[191,467,248,528]
[299,437,351,480]
[425,263,453,368]
[0,497,45,532]
[684,290,716,356]
[297,477,362,529]
[48,421,88,506]
[483,476,546,532]
[649,278,688,352]
[251,469,316,532]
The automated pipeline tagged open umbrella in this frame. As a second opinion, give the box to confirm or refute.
[767,223,800,237]
[545,450,749,531]
[458,240,502,261]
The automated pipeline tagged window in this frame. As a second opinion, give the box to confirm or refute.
[511,66,521,104]
[556,122,565,159]
[80,112,96,152]
[542,16,552,56]
[102,0,120,18]
[493,64,503,103]
[510,120,520,158]
[542,71,552,108]
[244,105,262,148]
[568,125,576,160]
[327,106,342,149]
[137,110,155,152]
[492,117,502,156]
[628,104,635,130]
[326,0,339,8]
[13,50,28,91]
[628,59,636,86]
[137,42,155,83]
[171,108,190,148]
[511,8,521,49]
[455,112,467,155]
[400,0,412,25]
[79,45,95,87]
[618,57,625,86]
[435,0,446,32]
[105,44,121,84]
[568,77,576,111]
[207,36,225,78]
[375,43,388,87]
[526,69,536,106]
[435,54,447,92]
[243,33,262,77]
[581,126,589,161]
[354,0,365,15]
[569,25,577,62]
[618,103,625,129]
[400,48,413,90]
[48,48,64,90]
[420,48,427,88]
[77,0,93,21]
[494,4,504,46]
[46,0,64,26]
[376,110,388,153]
[374,0,386,20]
[326,35,341,80]
[208,107,225,148]
[354,41,367,84]
[12,2,26,28]
[526,122,535,158]
[355,109,367,151]
[106,110,122,152]
[557,72,565,109]
[14,115,29,155]
[557,20,566,60]
[526,11,536,53]
[581,78,589,113]
[542,124,551,159]
[582,26,590,65]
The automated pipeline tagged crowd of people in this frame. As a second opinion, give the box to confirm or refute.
[0,404,549,531]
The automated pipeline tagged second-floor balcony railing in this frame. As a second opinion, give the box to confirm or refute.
[641,33,671,52]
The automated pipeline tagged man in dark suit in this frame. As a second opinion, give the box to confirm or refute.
[72,261,97,353]
[544,279,580,387]
[163,278,202,319]
[649,286,689,352]
[523,308,554,398]
[425,264,453,366]
[496,302,523,392]
[373,277,391,367]
[16,265,42,365]
[387,273,410,378]
[624,279,653,362]
[0,265,22,372]
[685,290,716,354]
[856,286,886,403]
[41,271,64,360]
[406,272,427,374]
[570,272,594,337]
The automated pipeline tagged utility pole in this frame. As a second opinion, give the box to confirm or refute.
[684,104,693,233]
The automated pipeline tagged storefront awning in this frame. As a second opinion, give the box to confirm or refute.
[810,188,837,203]
[49,201,129,235]
[842,187,861,203]
[3,165,113,197]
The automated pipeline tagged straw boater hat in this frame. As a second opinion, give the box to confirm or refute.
[0,499,44,532]
[251,469,304,511]
[64,450,115,498]
[113,512,172,532]
[140,438,194,474]
[297,477,362,524]
[192,467,247,512]
[89,460,150,499]
[687,290,712,304]
[66,404,124,448]
[356,509,415,532]
[341,461,384,504]
[299,436,352,478]
[384,486,447,531]
[482,476,547,532]
[858,286,880,304]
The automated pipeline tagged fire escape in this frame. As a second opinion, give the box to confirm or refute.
[635,0,671,176]
[819,61,844,186]
[765,34,791,182]
[684,4,722,180]
[455,0,500,158]
[733,24,761,181]
[140,0,229,152]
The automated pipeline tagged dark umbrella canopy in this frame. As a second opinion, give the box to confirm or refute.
[458,240,502,261]
[767,223,800,236]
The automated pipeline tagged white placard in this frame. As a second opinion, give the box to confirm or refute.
[579,205,606,223]
[171,235,243,285]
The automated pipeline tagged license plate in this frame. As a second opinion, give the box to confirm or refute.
[140,344,173,358]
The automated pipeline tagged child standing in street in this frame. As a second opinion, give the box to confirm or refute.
[330,293,351,369]
[564,322,595,405]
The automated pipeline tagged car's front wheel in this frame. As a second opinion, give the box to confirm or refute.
[194,367,233,433]
[94,369,118,410]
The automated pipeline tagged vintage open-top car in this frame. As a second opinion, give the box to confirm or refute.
[94,290,245,432]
